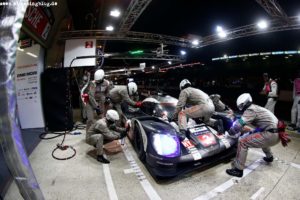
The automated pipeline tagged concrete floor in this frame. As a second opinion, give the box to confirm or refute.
[4,128,300,200]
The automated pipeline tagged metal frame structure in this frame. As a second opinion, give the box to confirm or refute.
[61,17,300,49]
[106,53,184,61]
[118,0,152,32]
[255,0,289,23]
[200,16,299,47]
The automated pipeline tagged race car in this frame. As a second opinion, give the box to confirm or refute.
[122,94,237,179]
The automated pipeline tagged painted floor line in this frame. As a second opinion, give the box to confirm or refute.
[103,164,119,200]
[250,187,265,200]
[124,168,135,174]
[122,144,162,200]
[250,149,300,170]
[193,159,263,200]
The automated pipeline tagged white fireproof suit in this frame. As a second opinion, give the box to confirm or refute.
[86,118,125,156]
[230,104,280,170]
[174,87,215,131]
[262,79,278,113]
[291,78,300,128]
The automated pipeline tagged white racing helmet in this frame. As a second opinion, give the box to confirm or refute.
[127,82,138,95]
[94,69,105,82]
[236,93,252,111]
[179,79,191,90]
[106,110,119,122]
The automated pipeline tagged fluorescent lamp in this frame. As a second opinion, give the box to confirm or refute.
[26,52,37,58]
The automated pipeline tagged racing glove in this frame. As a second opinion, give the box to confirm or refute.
[81,93,89,103]
[135,101,143,107]
[95,107,101,116]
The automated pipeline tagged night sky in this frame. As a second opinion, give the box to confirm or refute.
[132,0,300,61]
[68,0,300,62]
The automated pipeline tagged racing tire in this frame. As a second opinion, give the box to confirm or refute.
[134,123,146,162]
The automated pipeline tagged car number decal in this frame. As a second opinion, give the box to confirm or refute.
[182,138,202,160]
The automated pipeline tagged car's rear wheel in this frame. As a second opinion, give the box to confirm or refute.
[134,122,146,162]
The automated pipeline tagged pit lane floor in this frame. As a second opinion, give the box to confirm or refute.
[4,129,300,200]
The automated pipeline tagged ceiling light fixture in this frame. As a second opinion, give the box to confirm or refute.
[180,50,186,55]
[110,9,121,18]
[191,39,199,46]
[257,20,268,29]
[216,25,227,38]
[106,25,114,31]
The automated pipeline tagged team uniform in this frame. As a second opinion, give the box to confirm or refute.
[231,104,279,170]
[85,79,112,129]
[86,110,127,164]
[174,84,215,131]
[226,93,282,177]
[108,83,142,119]
[290,77,300,130]
[262,79,278,113]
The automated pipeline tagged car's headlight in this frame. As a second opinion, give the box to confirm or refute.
[152,134,180,157]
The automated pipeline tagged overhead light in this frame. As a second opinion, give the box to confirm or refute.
[218,31,227,38]
[192,39,199,46]
[151,66,155,69]
[168,61,172,65]
[223,54,228,58]
[106,25,114,31]
[180,50,186,55]
[110,9,121,17]
[26,52,37,58]
[216,25,227,38]
[257,20,268,29]
[216,26,223,32]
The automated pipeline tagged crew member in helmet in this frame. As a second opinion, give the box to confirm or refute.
[86,109,127,164]
[173,79,216,138]
[226,93,280,177]
[85,69,113,130]
[260,73,278,113]
[209,94,232,113]
[108,82,143,118]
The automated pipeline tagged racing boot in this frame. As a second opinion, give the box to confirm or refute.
[263,156,274,163]
[226,168,243,177]
[97,155,110,164]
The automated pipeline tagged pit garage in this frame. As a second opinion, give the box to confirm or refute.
[1,1,300,200]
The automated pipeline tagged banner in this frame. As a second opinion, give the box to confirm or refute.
[23,0,54,40]
[15,44,45,129]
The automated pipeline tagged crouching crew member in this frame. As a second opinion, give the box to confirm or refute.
[173,79,216,139]
[226,93,280,177]
[86,109,127,164]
